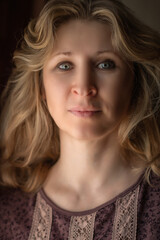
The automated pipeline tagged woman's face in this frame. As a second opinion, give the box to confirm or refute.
[43,20,134,140]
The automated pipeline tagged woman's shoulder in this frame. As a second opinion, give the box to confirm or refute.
[144,170,160,191]
[0,186,36,240]
[137,171,160,238]
[0,186,36,211]
[139,170,160,203]
[150,170,160,184]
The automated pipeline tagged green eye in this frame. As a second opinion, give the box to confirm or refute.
[98,60,115,70]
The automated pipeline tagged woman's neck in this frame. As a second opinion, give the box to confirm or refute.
[58,131,123,188]
[43,131,144,211]
[44,131,143,195]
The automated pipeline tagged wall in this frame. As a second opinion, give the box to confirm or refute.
[121,0,160,32]
[0,0,46,94]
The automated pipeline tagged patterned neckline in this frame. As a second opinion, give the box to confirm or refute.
[39,171,145,216]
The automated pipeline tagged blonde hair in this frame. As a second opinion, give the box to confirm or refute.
[0,0,160,192]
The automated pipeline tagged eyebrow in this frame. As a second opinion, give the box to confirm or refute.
[53,50,115,57]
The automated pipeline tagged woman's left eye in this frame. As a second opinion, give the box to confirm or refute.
[97,60,116,70]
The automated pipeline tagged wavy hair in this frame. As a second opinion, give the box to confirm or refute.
[0,0,160,192]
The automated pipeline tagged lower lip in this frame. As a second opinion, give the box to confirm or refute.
[69,110,101,118]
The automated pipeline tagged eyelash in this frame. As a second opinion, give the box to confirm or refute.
[56,60,116,71]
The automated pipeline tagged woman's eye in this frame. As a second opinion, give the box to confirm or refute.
[58,62,72,71]
[98,60,116,70]
[56,60,115,71]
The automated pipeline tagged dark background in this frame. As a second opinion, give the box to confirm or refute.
[0,0,47,95]
[0,0,159,96]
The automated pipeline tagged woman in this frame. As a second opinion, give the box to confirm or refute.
[0,0,160,239]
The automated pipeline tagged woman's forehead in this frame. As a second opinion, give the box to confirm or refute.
[52,19,114,55]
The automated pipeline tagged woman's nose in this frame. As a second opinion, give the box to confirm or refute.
[71,66,98,97]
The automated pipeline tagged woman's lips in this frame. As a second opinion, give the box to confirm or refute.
[68,108,102,118]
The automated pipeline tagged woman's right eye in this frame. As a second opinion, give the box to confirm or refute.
[58,62,73,71]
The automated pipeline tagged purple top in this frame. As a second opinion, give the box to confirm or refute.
[0,171,160,240]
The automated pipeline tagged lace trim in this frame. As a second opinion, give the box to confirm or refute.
[68,212,96,240]
[112,186,139,240]
[28,192,52,240]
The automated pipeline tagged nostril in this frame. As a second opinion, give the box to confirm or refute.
[86,88,97,96]
[72,89,79,95]
[72,87,97,97]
